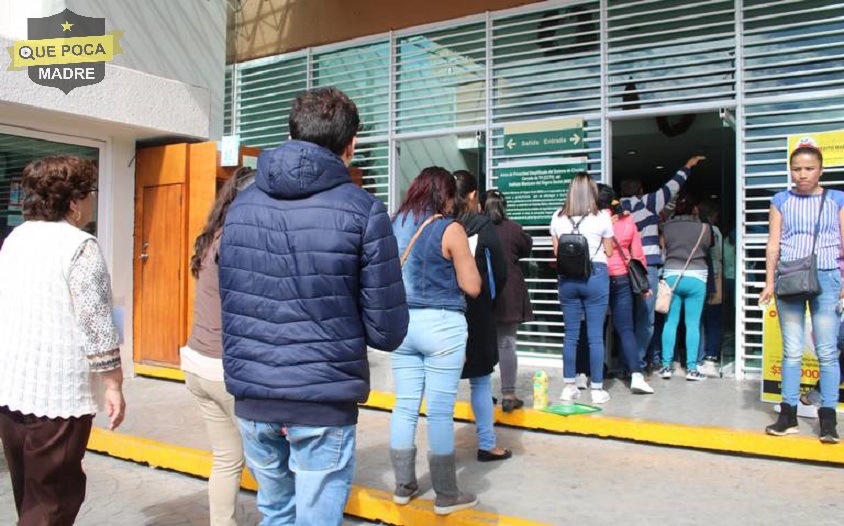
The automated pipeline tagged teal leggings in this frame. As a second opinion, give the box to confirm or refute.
[661,275,707,371]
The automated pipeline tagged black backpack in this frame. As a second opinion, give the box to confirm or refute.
[556,215,593,279]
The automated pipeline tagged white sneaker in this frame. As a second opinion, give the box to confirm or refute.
[685,370,706,381]
[575,373,588,390]
[559,384,580,402]
[630,372,655,394]
[590,389,611,404]
[658,366,672,379]
[698,360,719,378]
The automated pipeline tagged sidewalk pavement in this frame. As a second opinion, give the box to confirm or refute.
[0,450,376,525]
[75,375,843,526]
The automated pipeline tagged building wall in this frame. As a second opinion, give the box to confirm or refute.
[227,0,540,62]
[0,0,226,139]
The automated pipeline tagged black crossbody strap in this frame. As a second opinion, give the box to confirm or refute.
[809,189,827,256]
[611,236,630,266]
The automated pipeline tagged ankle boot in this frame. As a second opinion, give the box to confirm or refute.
[765,403,799,436]
[390,448,419,504]
[818,407,840,444]
[429,453,479,515]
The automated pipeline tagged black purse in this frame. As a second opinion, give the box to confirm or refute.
[612,236,650,295]
[775,189,826,302]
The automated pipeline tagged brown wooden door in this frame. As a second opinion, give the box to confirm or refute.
[137,184,183,365]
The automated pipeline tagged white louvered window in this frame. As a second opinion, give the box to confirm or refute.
[492,1,601,123]
[606,0,735,111]
[236,55,308,149]
[396,23,486,134]
[223,66,234,136]
[313,42,390,139]
[351,141,390,207]
[743,0,844,98]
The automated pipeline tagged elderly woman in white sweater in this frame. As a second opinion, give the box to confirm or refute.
[0,155,126,525]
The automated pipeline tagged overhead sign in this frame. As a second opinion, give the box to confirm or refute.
[761,304,844,409]
[787,130,844,168]
[6,9,125,94]
[503,118,584,155]
[496,158,587,226]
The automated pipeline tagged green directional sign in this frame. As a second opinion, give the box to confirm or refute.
[496,159,587,226]
[503,118,584,155]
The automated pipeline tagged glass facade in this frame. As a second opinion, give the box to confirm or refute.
[225,0,844,378]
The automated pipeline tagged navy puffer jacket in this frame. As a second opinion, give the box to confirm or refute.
[219,140,408,426]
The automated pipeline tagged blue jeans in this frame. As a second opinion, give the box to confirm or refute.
[661,275,706,370]
[238,419,355,526]
[390,308,467,455]
[777,269,841,409]
[609,275,641,373]
[469,374,496,451]
[698,303,723,361]
[635,266,660,369]
[559,264,610,386]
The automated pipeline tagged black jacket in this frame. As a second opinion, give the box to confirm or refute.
[459,212,508,379]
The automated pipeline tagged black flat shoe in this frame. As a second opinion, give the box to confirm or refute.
[501,398,524,413]
[477,448,512,462]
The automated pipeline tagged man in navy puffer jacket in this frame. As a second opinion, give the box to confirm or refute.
[219,87,408,525]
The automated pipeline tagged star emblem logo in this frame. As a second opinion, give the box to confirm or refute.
[61,20,73,31]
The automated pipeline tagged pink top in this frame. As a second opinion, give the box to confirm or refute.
[607,213,647,277]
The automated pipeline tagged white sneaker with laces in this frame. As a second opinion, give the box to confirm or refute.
[685,369,706,381]
[575,373,588,390]
[560,384,580,402]
[630,372,654,394]
[698,360,719,378]
[590,389,611,404]
[658,366,672,379]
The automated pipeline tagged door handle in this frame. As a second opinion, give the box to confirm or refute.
[140,253,149,262]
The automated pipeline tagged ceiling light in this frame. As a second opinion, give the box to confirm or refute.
[655,165,664,169]
[626,150,637,155]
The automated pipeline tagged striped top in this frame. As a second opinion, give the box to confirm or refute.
[772,189,844,270]
[620,167,690,266]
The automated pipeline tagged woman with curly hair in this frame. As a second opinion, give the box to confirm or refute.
[0,155,125,525]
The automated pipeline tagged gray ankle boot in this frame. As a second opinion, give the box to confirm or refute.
[429,453,479,515]
[390,448,419,505]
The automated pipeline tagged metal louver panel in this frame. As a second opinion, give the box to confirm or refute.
[491,1,601,123]
[396,22,487,134]
[236,55,308,149]
[606,0,735,111]
[738,94,844,375]
[223,66,234,136]
[351,140,390,208]
[313,42,390,138]
[742,0,844,98]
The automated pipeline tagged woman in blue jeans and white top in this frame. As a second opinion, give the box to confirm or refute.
[390,167,482,515]
[551,173,614,404]
[760,140,843,444]
[659,195,712,381]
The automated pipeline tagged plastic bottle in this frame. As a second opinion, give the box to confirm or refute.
[533,371,548,410]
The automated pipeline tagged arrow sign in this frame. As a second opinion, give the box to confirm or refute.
[503,118,584,155]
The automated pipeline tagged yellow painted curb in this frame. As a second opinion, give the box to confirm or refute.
[87,428,549,526]
[135,363,844,466]
[134,363,186,382]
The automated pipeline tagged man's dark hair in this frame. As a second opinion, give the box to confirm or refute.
[620,178,642,198]
[289,87,360,155]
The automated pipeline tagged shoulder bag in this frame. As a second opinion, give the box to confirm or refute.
[655,224,707,314]
[775,189,826,301]
[611,236,649,295]
[400,214,443,267]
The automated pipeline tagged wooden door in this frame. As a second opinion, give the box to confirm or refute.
[137,184,183,365]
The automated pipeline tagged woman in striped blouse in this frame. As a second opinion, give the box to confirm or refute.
[760,140,844,444]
